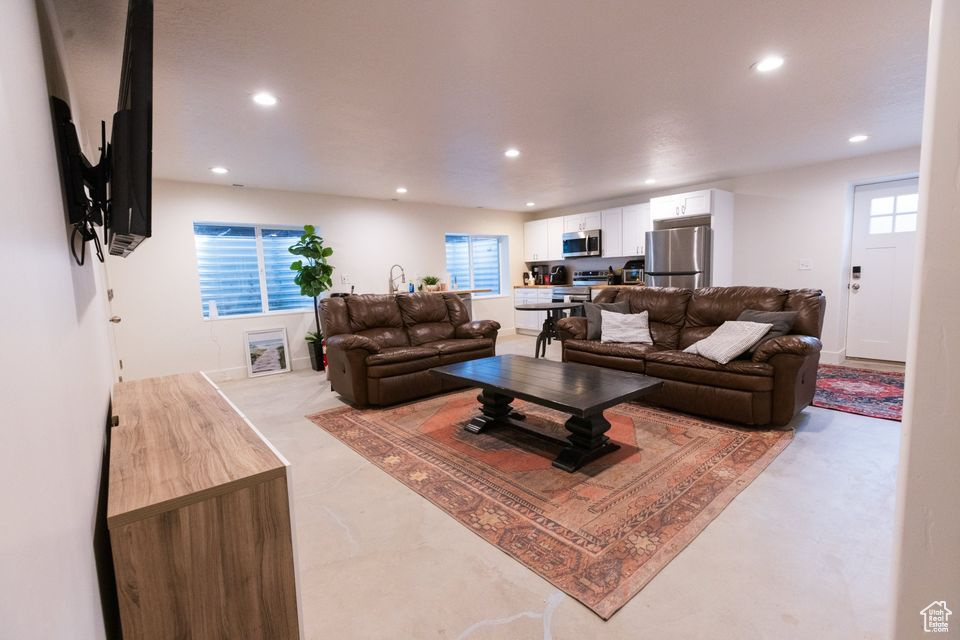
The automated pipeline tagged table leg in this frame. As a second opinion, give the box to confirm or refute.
[553,412,621,472]
[466,389,515,434]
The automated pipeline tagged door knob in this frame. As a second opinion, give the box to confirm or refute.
[110,316,122,323]
[851,283,861,291]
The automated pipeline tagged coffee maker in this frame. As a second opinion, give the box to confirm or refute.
[530,265,545,285]
[550,265,568,285]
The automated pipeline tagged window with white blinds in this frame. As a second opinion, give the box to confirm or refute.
[193,223,314,318]
[444,234,507,297]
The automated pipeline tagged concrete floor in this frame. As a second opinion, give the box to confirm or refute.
[218,334,902,640]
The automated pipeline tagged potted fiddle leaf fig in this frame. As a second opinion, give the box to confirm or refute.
[289,225,334,371]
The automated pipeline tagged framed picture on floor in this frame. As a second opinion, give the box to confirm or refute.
[244,328,291,377]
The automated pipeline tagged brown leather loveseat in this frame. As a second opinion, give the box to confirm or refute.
[320,292,500,407]
[556,286,826,427]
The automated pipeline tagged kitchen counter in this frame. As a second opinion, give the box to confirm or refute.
[514,284,644,289]
[443,288,491,294]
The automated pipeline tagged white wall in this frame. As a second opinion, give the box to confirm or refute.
[892,0,960,635]
[106,180,526,380]
[532,147,920,361]
[0,1,115,638]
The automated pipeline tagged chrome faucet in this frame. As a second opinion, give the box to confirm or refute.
[389,264,406,293]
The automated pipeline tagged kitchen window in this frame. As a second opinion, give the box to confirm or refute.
[444,234,507,297]
[193,223,313,318]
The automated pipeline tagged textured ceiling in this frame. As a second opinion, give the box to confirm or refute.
[51,0,929,211]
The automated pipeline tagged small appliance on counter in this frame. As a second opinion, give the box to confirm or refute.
[530,265,546,285]
[522,271,532,286]
[623,258,645,284]
[549,265,568,285]
[606,266,623,285]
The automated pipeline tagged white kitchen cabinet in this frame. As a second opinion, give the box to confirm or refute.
[514,288,550,332]
[523,219,548,262]
[547,217,564,260]
[621,203,651,256]
[563,211,602,233]
[650,189,713,221]
[601,208,623,258]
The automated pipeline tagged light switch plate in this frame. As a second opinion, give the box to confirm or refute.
[798,260,812,271]
[340,274,352,284]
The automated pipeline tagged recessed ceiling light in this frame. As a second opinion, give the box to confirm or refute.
[210,166,229,174]
[395,186,407,194]
[252,91,278,106]
[848,134,869,143]
[644,178,657,185]
[504,148,520,158]
[526,202,536,207]
[753,55,785,73]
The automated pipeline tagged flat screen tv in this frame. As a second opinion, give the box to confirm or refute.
[107,0,153,257]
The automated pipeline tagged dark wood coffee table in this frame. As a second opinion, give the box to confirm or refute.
[431,355,663,472]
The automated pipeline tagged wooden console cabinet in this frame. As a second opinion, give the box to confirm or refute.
[108,373,301,639]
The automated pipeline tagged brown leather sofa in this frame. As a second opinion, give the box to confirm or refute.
[556,286,826,427]
[320,292,500,407]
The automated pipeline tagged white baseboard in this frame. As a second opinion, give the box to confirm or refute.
[820,349,845,365]
[205,355,315,383]
[498,327,517,336]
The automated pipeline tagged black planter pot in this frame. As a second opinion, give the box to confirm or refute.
[307,340,325,372]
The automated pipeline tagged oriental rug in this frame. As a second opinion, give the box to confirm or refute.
[308,392,792,618]
[813,364,904,421]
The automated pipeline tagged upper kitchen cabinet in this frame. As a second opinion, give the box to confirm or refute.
[650,189,713,221]
[524,216,564,262]
[601,208,623,257]
[523,219,549,262]
[563,211,602,233]
[547,217,564,260]
[621,203,651,256]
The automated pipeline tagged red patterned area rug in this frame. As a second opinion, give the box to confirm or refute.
[813,364,904,421]
[307,392,793,618]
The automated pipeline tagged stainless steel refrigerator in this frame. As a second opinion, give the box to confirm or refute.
[644,226,711,288]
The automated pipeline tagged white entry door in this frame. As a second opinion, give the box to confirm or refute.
[845,178,920,362]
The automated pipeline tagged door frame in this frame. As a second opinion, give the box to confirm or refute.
[838,171,920,363]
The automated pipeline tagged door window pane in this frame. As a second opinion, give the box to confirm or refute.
[870,196,894,216]
[894,213,918,233]
[896,193,919,213]
[869,216,893,234]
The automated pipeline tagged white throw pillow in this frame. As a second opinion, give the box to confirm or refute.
[683,320,773,364]
[600,310,653,344]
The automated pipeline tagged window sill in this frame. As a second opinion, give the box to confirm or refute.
[472,294,510,301]
[202,308,315,322]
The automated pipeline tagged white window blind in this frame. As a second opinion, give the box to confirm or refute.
[262,228,312,311]
[193,223,315,318]
[444,234,506,297]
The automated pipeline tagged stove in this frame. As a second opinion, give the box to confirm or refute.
[571,270,610,287]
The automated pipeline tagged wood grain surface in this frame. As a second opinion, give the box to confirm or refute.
[108,373,286,528]
[111,475,299,639]
[431,354,662,417]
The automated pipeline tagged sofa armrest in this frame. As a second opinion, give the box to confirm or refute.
[556,316,587,341]
[752,335,822,362]
[455,319,501,340]
[326,333,381,354]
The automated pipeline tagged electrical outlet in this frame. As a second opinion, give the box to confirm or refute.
[340,274,352,284]
[798,260,812,271]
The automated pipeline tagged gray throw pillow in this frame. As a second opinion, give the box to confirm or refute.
[737,309,798,352]
[583,301,630,340]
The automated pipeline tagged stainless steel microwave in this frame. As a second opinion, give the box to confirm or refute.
[562,229,601,258]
